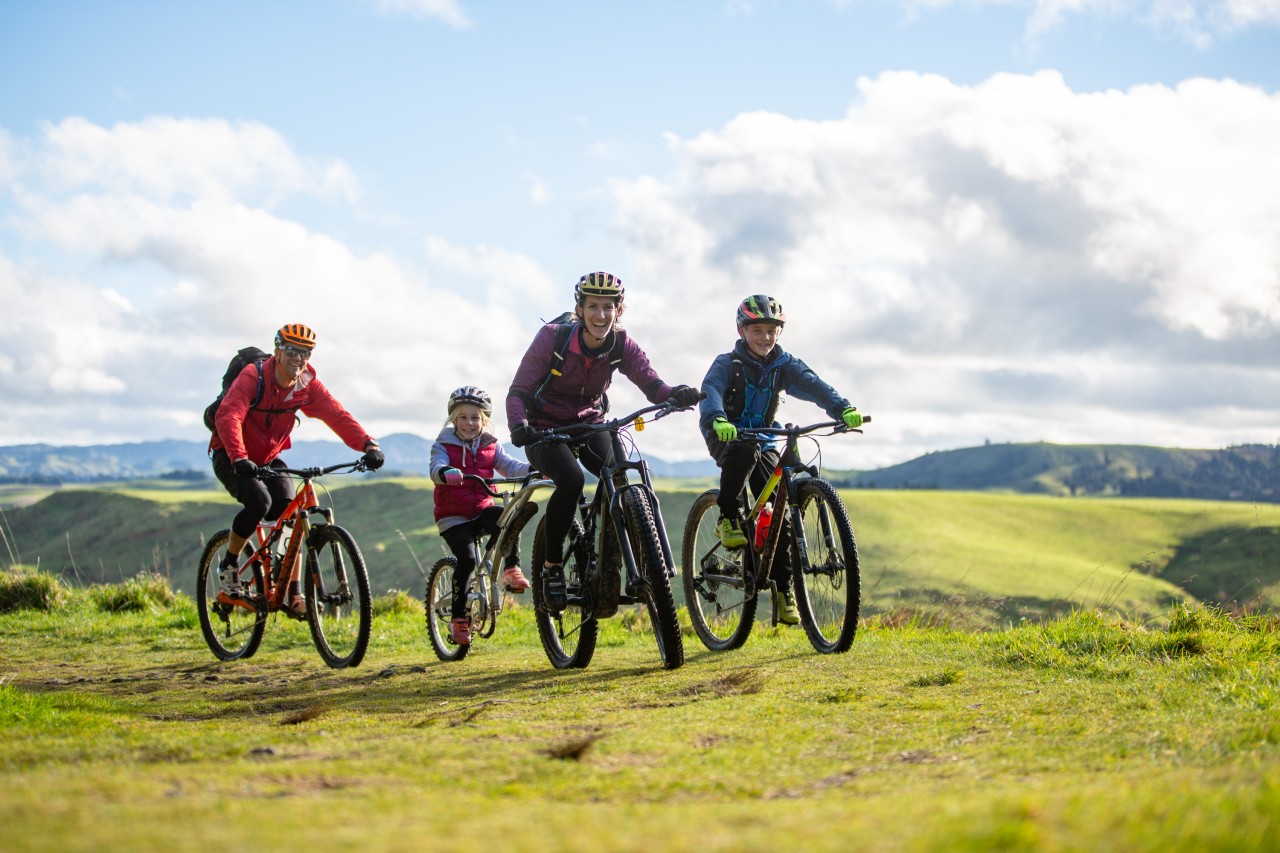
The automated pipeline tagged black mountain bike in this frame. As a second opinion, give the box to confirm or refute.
[682,418,868,654]
[526,399,696,671]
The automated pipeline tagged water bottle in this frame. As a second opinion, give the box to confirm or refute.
[276,522,292,558]
[753,503,773,550]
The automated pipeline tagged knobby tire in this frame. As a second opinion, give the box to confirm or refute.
[196,529,266,661]
[425,556,470,662]
[532,515,598,669]
[792,478,861,654]
[681,489,756,651]
[304,524,372,668]
[622,488,684,669]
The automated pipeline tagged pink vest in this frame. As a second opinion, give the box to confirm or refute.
[432,440,498,521]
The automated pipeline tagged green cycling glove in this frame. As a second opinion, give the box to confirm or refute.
[712,417,738,442]
[841,407,863,429]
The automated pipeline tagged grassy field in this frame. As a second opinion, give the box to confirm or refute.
[1,580,1277,851]
[4,481,1280,627]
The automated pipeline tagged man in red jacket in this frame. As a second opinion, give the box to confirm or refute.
[209,323,384,617]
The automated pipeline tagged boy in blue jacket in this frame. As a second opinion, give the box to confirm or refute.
[698,294,863,624]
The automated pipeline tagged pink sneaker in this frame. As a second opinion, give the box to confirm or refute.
[449,617,472,645]
[502,566,531,592]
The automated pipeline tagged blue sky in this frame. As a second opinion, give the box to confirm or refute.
[2,0,1279,468]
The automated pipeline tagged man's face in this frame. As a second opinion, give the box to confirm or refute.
[275,344,312,381]
[740,322,781,360]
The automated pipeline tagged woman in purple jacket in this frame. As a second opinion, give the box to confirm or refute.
[506,272,701,612]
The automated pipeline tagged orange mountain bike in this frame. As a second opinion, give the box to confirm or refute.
[682,417,869,654]
[196,460,373,668]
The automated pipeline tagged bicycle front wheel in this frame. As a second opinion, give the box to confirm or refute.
[305,524,372,668]
[532,515,598,669]
[792,478,861,654]
[682,489,756,651]
[622,488,684,670]
[425,557,470,662]
[196,529,266,661]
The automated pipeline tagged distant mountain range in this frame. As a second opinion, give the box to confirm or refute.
[3,436,1278,503]
[834,442,1280,502]
[0,433,720,483]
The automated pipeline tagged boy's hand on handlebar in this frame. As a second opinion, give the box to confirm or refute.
[713,417,738,442]
[669,385,702,407]
[841,407,863,429]
[441,467,464,485]
[362,446,385,470]
[233,459,259,480]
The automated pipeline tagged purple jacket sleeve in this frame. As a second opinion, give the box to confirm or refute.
[505,325,558,427]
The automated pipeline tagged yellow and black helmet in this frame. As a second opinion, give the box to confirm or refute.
[574,271,625,303]
[275,323,317,350]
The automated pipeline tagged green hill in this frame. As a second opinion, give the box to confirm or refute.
[843,442,1280,501]
[5,480,1279,626]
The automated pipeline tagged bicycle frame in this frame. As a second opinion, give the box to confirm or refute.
[739,422,857,595]
[217,462,356,614]
[463,473,554,636]
[542,402,681,603]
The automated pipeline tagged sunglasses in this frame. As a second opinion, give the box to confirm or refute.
[280,345,313,360]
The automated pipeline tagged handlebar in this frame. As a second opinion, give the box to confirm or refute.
[738,415,872,440]
[527,397,699,448]
[258,459,368,479]
[459,471,548,497]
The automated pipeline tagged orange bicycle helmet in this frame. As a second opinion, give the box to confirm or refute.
[574,271,625,303]
[275,323,317,350]
[736,295,785,327]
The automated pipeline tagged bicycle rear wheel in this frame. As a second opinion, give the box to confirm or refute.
[305,524,372,668]
[792,478,861,654]
[196,529,266,661]
[425,557,470,662]
[681,489,756,651]
[532,515,598,669]
[622,488,684,670]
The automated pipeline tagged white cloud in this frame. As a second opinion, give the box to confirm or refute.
[367,0,471,28]
[31,117,358,205]
[0,116,551,447]
[607,70,1280,465]
[891,0,1280,45]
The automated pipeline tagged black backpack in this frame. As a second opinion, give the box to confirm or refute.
[530,312,626,414]
[202,346,271,432]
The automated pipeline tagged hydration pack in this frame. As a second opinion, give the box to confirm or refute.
[202,346,292,432]
[529,312,625,415]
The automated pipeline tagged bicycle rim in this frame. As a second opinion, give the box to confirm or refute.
[196,529,266,661]
[425,557,469,662]
[305,524,372,668]
[532,515,597,669]
[793,478,861,653]
[681,489,755,651]
[622,488,684,670]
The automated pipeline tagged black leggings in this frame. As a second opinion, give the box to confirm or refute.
[440,506,517,619]
[707,438,792,584]
[211,449,293,539]
[525,431,615,565]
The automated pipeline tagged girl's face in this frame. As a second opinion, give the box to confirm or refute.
[452,404,485,440]
[740,322,782,360]
[579,296,620,347]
